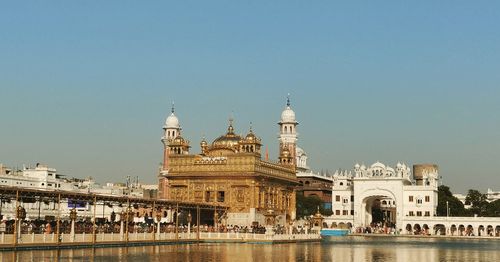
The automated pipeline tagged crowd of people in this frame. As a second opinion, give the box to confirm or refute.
[0,218,315,236]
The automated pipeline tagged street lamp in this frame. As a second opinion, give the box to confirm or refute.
[70,208,77,241]
[16,206,26,243]
[446,201,449,218]
[156,209,162,238]
[187,212,192,237]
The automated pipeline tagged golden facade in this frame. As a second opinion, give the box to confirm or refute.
[159,119,298,226]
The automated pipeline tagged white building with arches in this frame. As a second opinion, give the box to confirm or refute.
[326,162,500,237]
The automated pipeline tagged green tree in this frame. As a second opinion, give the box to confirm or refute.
[485,199,500,217]
[465,189,488,216]
[296,193,332,219]
[436,185,468,216]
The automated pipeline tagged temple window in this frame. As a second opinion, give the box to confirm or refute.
[217,191,225,202]
[205,191,213,202]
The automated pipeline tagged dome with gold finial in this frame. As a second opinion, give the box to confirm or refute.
[171,135,187,145]
[244,123,260,143]
[200,137,208,147]
[211,118,243,150]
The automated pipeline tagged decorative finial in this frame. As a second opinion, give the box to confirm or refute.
[171,101,175,113]
[286,93,290,107]
[249,122,253,133]
[228,115,234,134]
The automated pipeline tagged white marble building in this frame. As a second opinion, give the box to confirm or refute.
[0,163,157,221]
[325,162,500,236]
[327,162,438,229]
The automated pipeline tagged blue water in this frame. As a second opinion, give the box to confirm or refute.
[1,237,499,261]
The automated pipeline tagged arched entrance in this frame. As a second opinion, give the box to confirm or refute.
[434,224,446,235]
[458,225,465,236]
[450,225,457,236]
[362,195,397,227]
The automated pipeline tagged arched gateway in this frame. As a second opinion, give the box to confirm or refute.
[326,162,439,232]
[356,188,400,228]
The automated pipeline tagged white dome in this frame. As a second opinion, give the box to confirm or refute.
[165,113,180,129]
[296,146,306,156]
[281,106,296,123]
[371,161,386,169]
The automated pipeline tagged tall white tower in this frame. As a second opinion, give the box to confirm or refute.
[163,102,181,141]
[278,95,298,167]
[161,102,181,171]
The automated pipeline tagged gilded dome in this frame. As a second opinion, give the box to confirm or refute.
[244,126,259,142]
[212,120,242,149]
[172,135,187,145]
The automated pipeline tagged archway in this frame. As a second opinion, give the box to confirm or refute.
[406,224,412,234]
[357,187,400,231]
[487,225,493,236]
[422,224,430,235]
[413,224,421,235]
[362,195,397,227]
[434,224,446,235]
[466,225,474,236]
[450,225,457,236]
[458,225,465,236]
[478,225,485,236]
[496,226,500,237]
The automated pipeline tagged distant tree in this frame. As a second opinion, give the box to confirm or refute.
[296,193,332,219]
[465,189,488,216]
[485,199,500,217]
[436,185,468,217]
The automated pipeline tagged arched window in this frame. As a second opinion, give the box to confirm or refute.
[284,126,288,133]
[290,126,293,133]
[168,131,171,137]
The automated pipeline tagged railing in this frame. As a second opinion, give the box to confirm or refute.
[0,232,321,245]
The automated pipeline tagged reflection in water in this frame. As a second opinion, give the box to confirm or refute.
[1,238,499,262]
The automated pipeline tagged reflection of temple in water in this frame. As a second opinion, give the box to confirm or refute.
[2,240,500,262]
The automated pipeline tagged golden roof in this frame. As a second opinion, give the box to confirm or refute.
[211,120,242,149]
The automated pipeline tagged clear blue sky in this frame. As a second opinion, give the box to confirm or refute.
[1,2,499,193]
